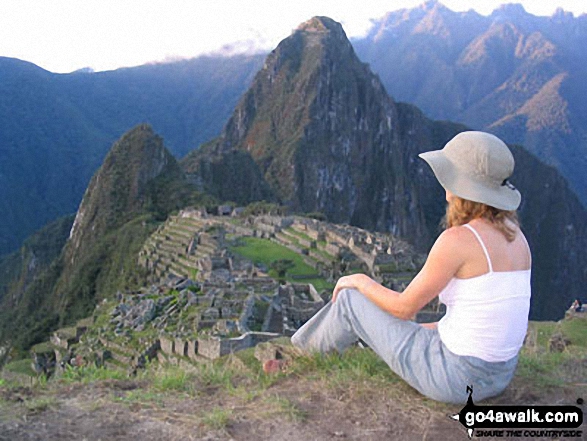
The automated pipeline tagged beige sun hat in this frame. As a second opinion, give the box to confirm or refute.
[418,131,521,211]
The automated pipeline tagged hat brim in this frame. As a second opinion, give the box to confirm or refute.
[418,150,521,211]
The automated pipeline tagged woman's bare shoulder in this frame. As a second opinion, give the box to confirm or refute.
[434,225,475,249]
[426,226,473,272]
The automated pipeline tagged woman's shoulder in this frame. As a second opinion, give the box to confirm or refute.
[430,226,476,263]
[436,224,477,246]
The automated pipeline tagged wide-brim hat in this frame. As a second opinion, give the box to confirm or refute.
[418,131,521,211]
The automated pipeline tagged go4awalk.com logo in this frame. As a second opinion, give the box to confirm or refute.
[451,386,584,438]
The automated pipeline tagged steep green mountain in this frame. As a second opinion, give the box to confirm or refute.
[0,125,216,353]
[66,124,182,262]
[183,17,448,249]
[352,1,587,206]
[0,54,262,257]
[183,16,587,321]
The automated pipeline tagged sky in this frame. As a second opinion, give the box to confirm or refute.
[0,0,585,73]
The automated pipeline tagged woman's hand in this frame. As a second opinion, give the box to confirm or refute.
[332,273,377,302]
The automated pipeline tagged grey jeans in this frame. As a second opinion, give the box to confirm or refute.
[291,288,518,404]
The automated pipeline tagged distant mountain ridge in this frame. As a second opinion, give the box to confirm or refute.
[0,54,263,256]
[353,0,587,206]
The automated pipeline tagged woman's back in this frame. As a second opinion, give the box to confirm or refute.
[455,218,531,279]
[438,219,532,362]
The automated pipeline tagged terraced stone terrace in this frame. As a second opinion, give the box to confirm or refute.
[138,207,442,321]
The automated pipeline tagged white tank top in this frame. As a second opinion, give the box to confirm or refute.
[437,223,532,362]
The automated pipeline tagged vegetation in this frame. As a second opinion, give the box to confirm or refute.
[201,407,232,429]
[229,236,332,291]
[59,365,128,384]
[0,315,584,439]
[0,215,74,305]
[516,316,587,388]
[242,201,288,217]
[0,126,219,355]
[269,259,295,284]
[3,359,36,377]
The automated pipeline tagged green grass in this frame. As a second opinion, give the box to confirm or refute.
[284,227,313,243]
[152,366,193,393]
[301,278,333,292]
[527,318,587,349]
[560,317,587,347]
[262,394,308,422]
[290,347,401,386]
[76,317,94,328]
[201,407,231,429]
[24,396,58,414]
[3,359,36,377]
[229,236,331,291]
[516,350,570,388]
[309,247,336,261]
[30,341,57,354]
[59,364,128,384]
[516,318,587,388]
[230,237,309,274]
[197,362,242,391]
[115,389,165,407]
[376,262,399,273]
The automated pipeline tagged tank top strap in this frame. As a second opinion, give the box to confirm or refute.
[519,230,532,267]
[463,223,493,273]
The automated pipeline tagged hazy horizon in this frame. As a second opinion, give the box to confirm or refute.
[1,0,586,74]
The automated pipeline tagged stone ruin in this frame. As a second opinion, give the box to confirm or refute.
[27,208,437,378]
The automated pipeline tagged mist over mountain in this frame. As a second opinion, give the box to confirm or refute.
[353,0,587,206]
[0,54,263,256]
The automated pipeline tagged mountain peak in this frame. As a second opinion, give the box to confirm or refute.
[552,7,574,20]
[420,0,449,13]
[491,3,529,20]
[68,124,180,259]
[293,16,350,46]
[413,1,454,38]
[296,16,343,34]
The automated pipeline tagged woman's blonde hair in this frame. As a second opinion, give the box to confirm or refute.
[444,196,519,242]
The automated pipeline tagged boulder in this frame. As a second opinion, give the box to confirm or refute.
[549,333,571,352]
[253,341,302,365]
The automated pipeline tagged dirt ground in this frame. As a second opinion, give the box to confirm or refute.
[1,372,584,441]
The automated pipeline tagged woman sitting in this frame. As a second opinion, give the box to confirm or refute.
[291,131,532,404]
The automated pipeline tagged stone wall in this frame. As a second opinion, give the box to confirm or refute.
[159,336,175,356]
[197,338,229,359]
[279,283,324,336]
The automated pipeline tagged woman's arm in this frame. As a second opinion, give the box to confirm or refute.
[332,227,466,320]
